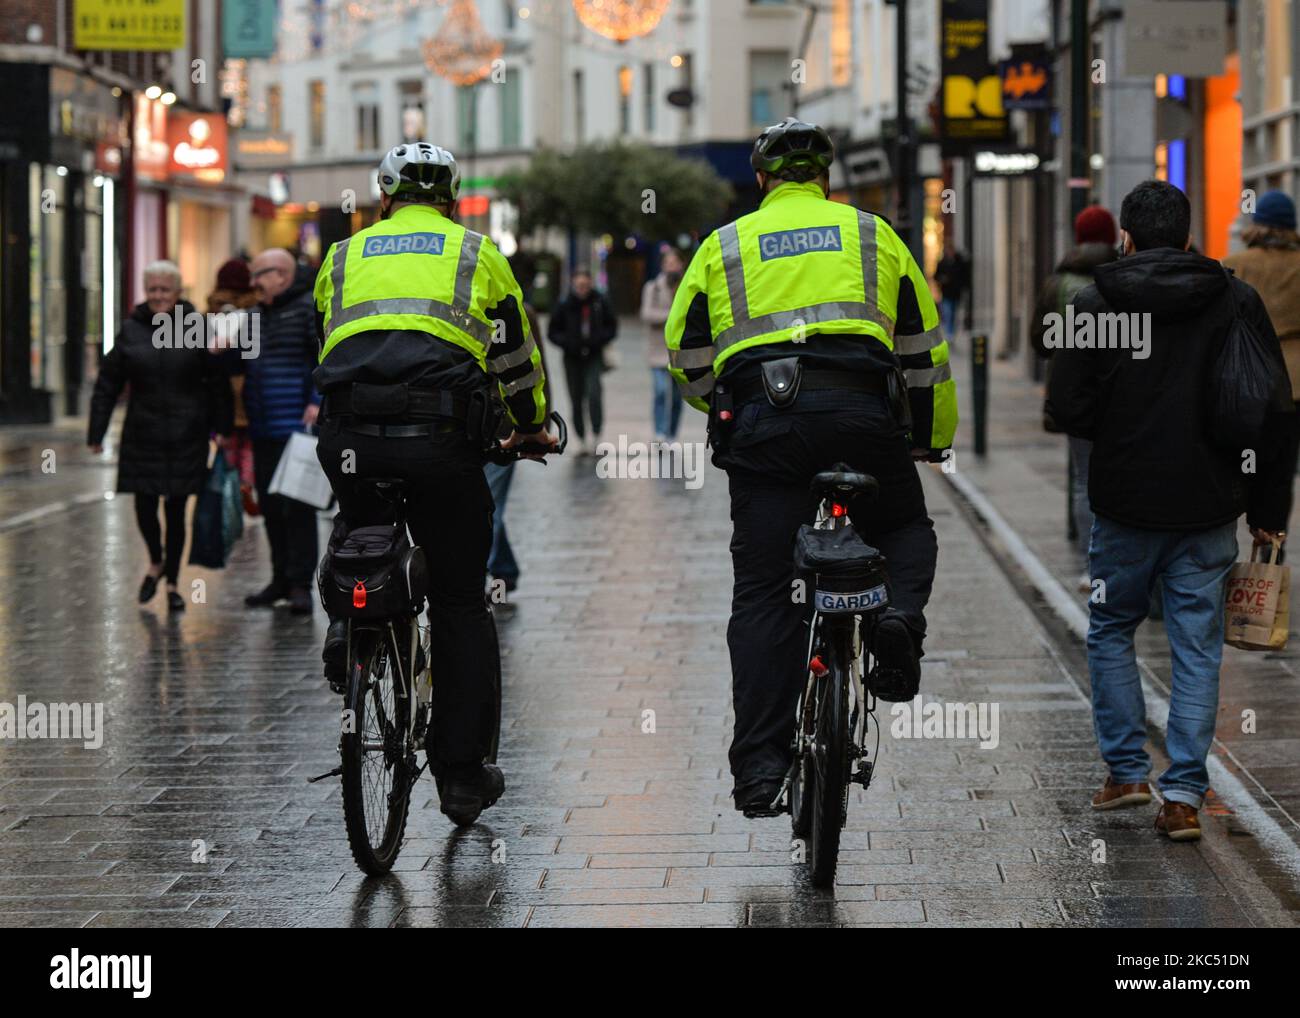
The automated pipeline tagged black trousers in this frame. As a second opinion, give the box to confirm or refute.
[563,353,604,438]
[714,389,938,795]
[134,493,189,585]
[316,418,496,769]
[252,436,320,590]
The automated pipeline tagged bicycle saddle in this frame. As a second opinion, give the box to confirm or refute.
[811,463,878,500]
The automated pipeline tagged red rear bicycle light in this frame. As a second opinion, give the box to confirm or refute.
[809,655,828,677]
[353,582,367,609]
[830,502,848,517]
[719,410,733,422]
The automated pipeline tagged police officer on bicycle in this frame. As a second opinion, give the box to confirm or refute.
[664,118,957,818]
[313,142,556,823]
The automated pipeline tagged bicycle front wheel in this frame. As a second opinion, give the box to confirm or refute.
[341,626,414,877]
[808,627,852,888]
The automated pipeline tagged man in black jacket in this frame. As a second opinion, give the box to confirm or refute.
[547,268,617,454]
[1048,180,1294,842]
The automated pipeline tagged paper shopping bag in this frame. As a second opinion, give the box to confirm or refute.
[1224,538,1290,651]
[267,431,333,510]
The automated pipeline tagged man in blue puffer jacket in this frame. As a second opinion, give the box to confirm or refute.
[242,247,322,614]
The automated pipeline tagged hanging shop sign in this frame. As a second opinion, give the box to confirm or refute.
[73,0,185,51]
[939,0,1008,153]
[1124,1,1227,78]
[971,150,1042,176]
[167,113,228,183]
[223,0,278,59]
[134,94,170,183]
[999,54,1051,111]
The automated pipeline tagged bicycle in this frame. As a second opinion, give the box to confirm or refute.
[780,463,889,888]
[310,413,566,877]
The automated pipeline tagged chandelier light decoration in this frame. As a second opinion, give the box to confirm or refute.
[572,0,671,42]
[422,0,503,85]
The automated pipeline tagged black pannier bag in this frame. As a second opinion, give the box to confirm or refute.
[794,523,890,615]
[317,522,429,619]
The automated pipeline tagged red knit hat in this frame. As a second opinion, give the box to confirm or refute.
[216,258,252,292]
[1074,205,1117,245]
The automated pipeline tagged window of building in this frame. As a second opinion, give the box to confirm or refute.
[680,52,694,132]
[618,66,633,135]
[267,84,282,132]
[749,50,790,128]
[457,86,478,152]
[399,80,425,141]
[354,83,380,151]
[643,61,656,133]
[309,80,325,150]
[831,0,851,87]
[573,69,585,142]
[500,68,522,148]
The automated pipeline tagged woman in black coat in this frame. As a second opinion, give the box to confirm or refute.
[88,261,233,612]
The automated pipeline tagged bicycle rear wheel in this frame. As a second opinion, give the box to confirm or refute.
[341,625,414,876]
[808,627,852,888]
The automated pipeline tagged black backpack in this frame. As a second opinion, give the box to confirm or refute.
[1208,270,1294,452]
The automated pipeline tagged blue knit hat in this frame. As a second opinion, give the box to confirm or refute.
[1254,190,1297,230]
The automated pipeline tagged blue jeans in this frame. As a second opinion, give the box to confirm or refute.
[651,367,682,438]
[1069,436,1094,560]
[1086,517,1238,808]
[940,296,959,337]
[484,461,518,583]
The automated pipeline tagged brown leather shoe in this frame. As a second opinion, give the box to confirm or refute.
[1091,776,1153,811]
[1154,801,1202,841]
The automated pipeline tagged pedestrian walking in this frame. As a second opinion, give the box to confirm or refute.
[547,267,617,454]
[641,247,685,441]
[1223,189,1300,546]
[934,241,970,338]
[1031,204,1119,587]
[241,247,321,615]
[206,258,260,515]
[485,305,551,594]
[1047,180,1295,842]
[87,260,233,613]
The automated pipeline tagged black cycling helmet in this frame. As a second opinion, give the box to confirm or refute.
[750,117,835,183]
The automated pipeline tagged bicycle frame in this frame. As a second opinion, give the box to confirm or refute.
[793,495,878,791]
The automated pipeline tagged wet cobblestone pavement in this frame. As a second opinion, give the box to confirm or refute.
[2,343,1299,927]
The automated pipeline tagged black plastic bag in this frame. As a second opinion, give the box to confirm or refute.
[1209,270,1292,451]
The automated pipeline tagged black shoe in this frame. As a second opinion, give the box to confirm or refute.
[288,587,313,615]
[244,583,286,608]
[167,590,185,613]
[138,572,161,604]
[323,620,348,694]
[736,780,784,819]
[870,615,921,702]
[438,764,505,827]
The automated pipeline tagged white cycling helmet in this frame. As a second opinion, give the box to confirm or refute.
[377,142,461,203]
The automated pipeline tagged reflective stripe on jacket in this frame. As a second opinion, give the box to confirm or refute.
[314,203,546,429]
[664,181,957,452]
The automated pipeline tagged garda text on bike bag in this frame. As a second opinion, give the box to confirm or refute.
[318,524,429,619]
[794,524,890,614]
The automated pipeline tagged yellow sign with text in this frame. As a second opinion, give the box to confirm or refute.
[73,0,185,51]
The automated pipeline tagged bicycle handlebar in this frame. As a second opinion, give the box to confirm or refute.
[486,411,568,464]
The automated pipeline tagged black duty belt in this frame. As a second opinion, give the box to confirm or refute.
[321,383,470,423]
[726,368,888,407]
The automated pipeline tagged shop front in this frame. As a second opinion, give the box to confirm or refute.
[0,61,127,424]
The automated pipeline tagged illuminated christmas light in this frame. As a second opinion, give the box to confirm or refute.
[572,0,671,42]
